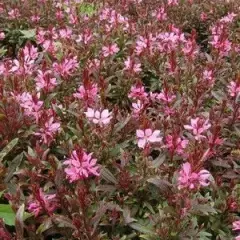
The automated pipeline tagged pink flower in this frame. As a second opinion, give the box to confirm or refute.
[178,162,211,190]
[87,58,100,73]
[8,8,20,19]
[157,90,176,103]
[76,29,93,45]
[63,149,100,182]
[233,221,240,231]
[184,117,211,141]
[35,117,60,145]
[74,83,98,105]
[210,35,232,57]
[152,7,167,21]
[35,70,57,92]
[128,85,148,100]
[227,81,240,97]
[15,92,43,122]
[236,236,240,240]
[102,43,119,57]
[23,44,39,61]
[0,32,5,40]
[28,188,57,217]
[136,129,162,149]
[31,14,40,23]
[85,108,112,127]
[53,55,78,78]
[135,34,156,55]
[165,135,189,155]
[220,12,237,23]
[124,57,142,73]
[203,69,214,85]
[168,0,179,6]
[59,27,72,39]
[200,12,208,21]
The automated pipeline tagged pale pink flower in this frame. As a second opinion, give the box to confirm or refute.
[220,12,237,23]
[227,81,240,97]
[233,220,240,231]
[85,108,112,127]
[136,129,162,149]
[132,100,144,116]
[73,83,98,105]
[184,117,211,141]
[178,162,211,190]
[236,236,240,240]
[59,27,72,39]
[63,149,100,182]
[15,92,43,122]
[28,188,57,217]
[35,117,60,145]
[8,8,20,19]
[124,57,142,73]
[35,70,57,92]
[102,43,119,57]
[128,85,148,100]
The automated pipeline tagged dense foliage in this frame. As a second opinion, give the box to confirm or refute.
[0,0,240,239]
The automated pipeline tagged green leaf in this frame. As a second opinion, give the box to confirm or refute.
[19,29,36,39]
[0,204,16,226]
[79,3,96,16]
[0,138,19,162]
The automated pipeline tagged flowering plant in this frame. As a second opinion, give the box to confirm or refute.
[0,0,240,239]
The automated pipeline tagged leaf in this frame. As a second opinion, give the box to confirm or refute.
[211,91,225,102]
[0,138,19,162]
[52,215,77,230]
[15,204,25,239]
[114,115,131,133]
[36,218,52,234]
[123,208,137,224]
[150,154,165,168]
[100,167,117,184]
[96,184,116,193]
[5,152,23,182]
[147,178,172,194]
[190,203,217,216]
[91,202,122,233]
[129,223,155,235]
[79,3,96,16]
[0,204,16,226]
[19,29,36,39]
